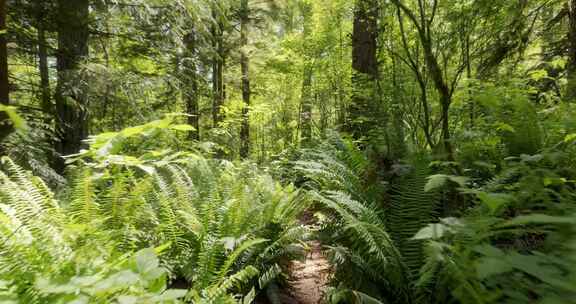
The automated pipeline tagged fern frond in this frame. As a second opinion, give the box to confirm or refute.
[207,266,259,301]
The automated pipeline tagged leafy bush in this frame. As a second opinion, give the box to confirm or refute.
[0,118,309,303]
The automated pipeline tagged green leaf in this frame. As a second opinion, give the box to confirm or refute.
[412,223,449,240]
[134,248,159,274]
[425,174,469,192]
[495,122,515,133]
[121,125,146,137]
[543,177,566,186]
[169,124,194,131]
[0,105,27,131]
[425,175,448,192]
[473,245,505,257]
[528,69,548,81]
[476,257,513,279]
[477,192,513,213]
[117,296,138,304]
[564,133,576,143]
[151,289,188,301]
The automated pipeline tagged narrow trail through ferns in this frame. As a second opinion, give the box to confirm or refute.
[269,213,331,304]
[282,240,330,304]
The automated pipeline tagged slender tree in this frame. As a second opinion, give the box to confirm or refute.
[36,1,51,116]
[211,5,225,128]
[299,1,313,146]
[239,0,251,158]
[184,29,200,141]
[0,0,7,107]
[391,0,458,159]
[0,0,12,145]
[54,0,89,171]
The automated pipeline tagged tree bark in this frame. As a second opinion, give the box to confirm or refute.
[299,2,313,146]
[37,4,51,116]
[347,0,379,140]
[0,0,13,147]
[567,0,576,101]
[55,0,89,171]
[0,0,7,107]
[184,30,199,141]
[239,0,251,158]
[212,8,224,128]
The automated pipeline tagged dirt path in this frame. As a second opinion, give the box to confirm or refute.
[281,240,330,304]
[273,210,331,304]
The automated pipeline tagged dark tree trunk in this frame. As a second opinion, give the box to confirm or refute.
[239,0,250,158]
[37,7,51,116]
[184,30,199,141]
[54,0,89,172]
[0,0,12,147]
[567,0,576,101]
[300,2,313,146]
[347,0,379,140]
[0,0,7,106]
[352,0,379,76]
[212,8,224,128]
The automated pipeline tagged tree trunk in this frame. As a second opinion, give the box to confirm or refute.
[184,30,200,141]
[422,39,453,159]
[55,0,89,172]
[567,0,576,101]
[212,8,224,128]
[0,0,12,146]
[37,9,51,116]
[299,2,313,146]
[300,64,313,146]
[239,0,251,158]
[347,0,379,140]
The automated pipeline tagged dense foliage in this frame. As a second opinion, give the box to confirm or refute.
[1,0,576,303]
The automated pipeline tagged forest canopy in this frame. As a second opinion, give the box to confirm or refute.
[0,0,576,303]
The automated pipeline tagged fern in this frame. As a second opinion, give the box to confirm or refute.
[389,157,440,279]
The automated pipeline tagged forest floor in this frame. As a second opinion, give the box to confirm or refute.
[274,213,331,304]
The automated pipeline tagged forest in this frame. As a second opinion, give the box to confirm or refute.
[0,0,576,303]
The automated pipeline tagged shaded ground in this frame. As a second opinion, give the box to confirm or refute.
[280,240,331,304]
[274,211,331,304]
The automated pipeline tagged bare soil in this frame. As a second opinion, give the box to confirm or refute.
[277,240,330,304]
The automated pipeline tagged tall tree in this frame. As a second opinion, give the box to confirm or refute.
[347,0,379,140]
[391,0,459,159]
[239,0,251,158]
[211,5,225,128]
[36,1,51,116]
[0,0,12,145]
[299,1,313,146]
[54,0,89,171]
[567,0,576,101]
[184,29,200,141]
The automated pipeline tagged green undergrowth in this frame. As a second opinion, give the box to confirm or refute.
[0,117,310,303]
